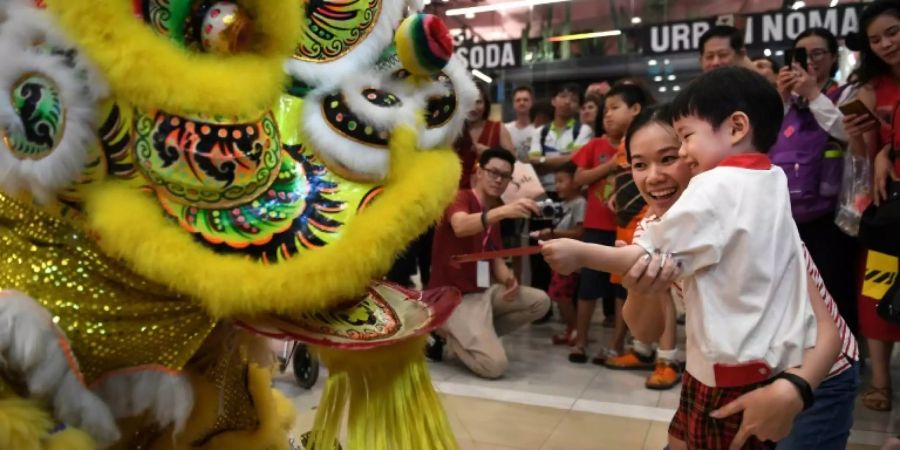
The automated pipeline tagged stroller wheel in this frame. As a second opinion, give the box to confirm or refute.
[292,344,319,389]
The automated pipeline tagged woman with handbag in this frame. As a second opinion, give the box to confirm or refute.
[842,0,900,412]
[772,27,861,337]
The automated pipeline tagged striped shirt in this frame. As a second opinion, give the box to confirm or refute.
[635,215,858,379]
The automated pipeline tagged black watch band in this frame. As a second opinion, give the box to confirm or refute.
[775,372,814,411]
[481,210,489,231]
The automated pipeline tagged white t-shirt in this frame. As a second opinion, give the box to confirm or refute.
[505,121,535,163]
[555,197,586,231]
[633,155,817,388]
[528,120,593,192]
[635,214,858,381]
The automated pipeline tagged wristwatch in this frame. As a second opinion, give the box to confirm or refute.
[775,372,814,411]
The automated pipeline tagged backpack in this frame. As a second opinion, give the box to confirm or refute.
[539,121,583,155]
[769,84,848,223]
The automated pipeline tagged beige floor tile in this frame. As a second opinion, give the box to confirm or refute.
[642,420,670,450]
[541,411,651,450]
[441,396,474,442]
[443,395,567,449]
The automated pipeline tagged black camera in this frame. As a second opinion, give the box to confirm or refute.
[536,199,565,219]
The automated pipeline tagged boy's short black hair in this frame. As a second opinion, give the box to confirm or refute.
[554,83,583,104]
[699,25,745,56]
[606,83,654,108]
[555,161,578,177]
[479,148,516,169]
[671,66,783,153]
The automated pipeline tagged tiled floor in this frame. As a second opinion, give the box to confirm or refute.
[274,313,900,449]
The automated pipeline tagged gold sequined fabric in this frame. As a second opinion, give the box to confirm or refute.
[192,335,261,446]
[0,193,217,384]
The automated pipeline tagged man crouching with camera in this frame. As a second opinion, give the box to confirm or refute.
[427,148,551,379]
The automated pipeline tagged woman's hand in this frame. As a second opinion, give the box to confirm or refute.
[842,113,880,140]
[791,63,820,102]
[711,378,804,450]
[619,252,681,299]
[776,66,797,104]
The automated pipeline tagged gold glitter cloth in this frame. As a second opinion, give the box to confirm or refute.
[0,193,217,384]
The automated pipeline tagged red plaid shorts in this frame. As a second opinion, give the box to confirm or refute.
[669,372,775,450]
[548,272,578,303]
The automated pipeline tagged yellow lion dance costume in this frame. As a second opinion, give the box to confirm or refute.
[0,0,476,448]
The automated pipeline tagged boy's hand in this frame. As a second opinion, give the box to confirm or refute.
[620,252,681,298]
[710,378,804,450]
[539,239,584,275]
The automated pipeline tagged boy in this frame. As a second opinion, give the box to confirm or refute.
[533,163,586,345]
[541,67,841,449]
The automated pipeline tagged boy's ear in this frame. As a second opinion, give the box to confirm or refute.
[728,112,751,146]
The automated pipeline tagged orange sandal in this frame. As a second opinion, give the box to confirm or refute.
[862,385,893,412]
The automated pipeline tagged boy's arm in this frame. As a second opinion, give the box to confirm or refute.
[574,158,618,187]
[541,239,646,276]
[711,271,841,449]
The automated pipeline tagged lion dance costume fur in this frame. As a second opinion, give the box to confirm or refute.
[0,0,476,448]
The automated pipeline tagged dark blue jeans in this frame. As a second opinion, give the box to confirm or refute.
[775,361,860,450]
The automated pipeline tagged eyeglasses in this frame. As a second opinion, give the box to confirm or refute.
[802,48,832,62]
[482,167,513,182]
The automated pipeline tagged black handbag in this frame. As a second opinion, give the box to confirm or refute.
[858,178,900,256]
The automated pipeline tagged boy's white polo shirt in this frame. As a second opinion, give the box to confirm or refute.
[634,153,817,388]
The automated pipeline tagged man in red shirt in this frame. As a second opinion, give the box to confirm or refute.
[428,149,551,379]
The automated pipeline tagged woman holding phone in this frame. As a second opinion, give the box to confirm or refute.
[773,27,861,345]
[841,0,900,413]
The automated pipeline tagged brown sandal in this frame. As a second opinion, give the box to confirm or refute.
[862,385,893,412]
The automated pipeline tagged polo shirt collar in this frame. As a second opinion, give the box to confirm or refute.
[717,153,771,170]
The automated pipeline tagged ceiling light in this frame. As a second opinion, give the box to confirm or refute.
[663,59,670,65]
[829,0,838,6]
[673,85,681,92]
[472,69,493,84]
[447,0,571,17]
[648,59,658,66]
[776,50,784,56]
[791,1,805,9]
[764,48,772,57]
[654,75,663,82]
[658,86,667,93]
[547,30,622,42]
[631,17,642,24]
[667,75,676,81]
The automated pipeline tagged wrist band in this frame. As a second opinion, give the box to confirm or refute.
[775,372,815,411]
[480,210,489,231]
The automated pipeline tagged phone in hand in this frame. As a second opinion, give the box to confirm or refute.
[838,99,880,124]
[784,48,808,72]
